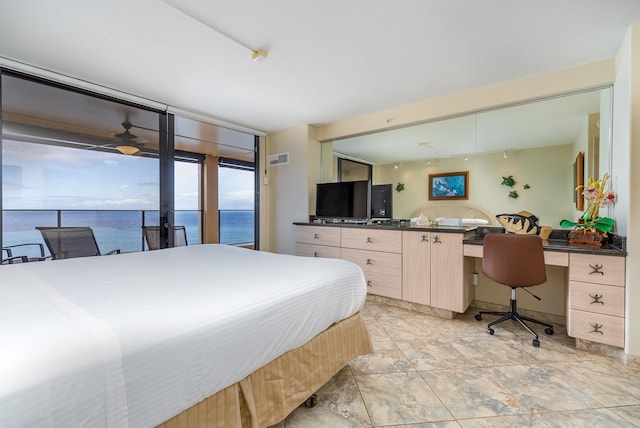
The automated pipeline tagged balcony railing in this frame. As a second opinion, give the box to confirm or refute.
[1,209,203,258]
[2,208,255,259]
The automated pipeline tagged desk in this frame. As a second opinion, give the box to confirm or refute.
[464,235,626,348]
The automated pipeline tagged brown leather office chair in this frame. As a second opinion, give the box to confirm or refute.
[475,233,554,347]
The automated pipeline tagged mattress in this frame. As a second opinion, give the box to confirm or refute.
[0,244,368,427]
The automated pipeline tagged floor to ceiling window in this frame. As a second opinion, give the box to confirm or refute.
[0,72,168,258]
[218,158,255,246]
[1,71,258,261]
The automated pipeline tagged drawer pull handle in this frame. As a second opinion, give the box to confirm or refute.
[367,280,372,287]
[366,258,372,265]
[433,235,442,244]
[588,264,604,275]
[421,234,428,242]
[589,293,604,305]
[589,323,604,335]
[313,252,319,257]
[366,237,373,243]
[313,233,319,239]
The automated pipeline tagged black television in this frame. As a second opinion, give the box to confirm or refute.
[315,180,370,220]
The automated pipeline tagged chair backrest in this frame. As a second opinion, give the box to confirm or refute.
[143,226,188,250]
[482,233,547,287]
[36,227,101,260]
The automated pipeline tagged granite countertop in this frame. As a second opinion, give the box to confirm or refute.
[464,226,627,256]
[294,220,475,233]
[294,222,627,256]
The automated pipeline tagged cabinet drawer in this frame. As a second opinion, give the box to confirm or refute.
[341,228,401,253]
[569,253,625,286]
[295,243,341,259]
[364,271,402,299]
[295,225,341,247]
[567,309,624,348]
[341,248,402,276]
[568,281,625,317]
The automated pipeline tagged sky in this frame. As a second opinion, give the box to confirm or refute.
[2,140,254,211]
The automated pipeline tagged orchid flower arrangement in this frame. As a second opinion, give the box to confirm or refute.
[560,173,616,235]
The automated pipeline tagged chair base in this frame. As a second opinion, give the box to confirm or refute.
[475,289,554,347]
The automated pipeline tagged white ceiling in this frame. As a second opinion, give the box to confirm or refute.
[0,0,639,135]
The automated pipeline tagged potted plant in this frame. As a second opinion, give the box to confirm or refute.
[560,173,616,246]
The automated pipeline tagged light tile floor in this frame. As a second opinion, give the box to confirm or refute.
[272,299,640,427]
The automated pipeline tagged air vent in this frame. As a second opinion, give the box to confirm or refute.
[269,152,289,166]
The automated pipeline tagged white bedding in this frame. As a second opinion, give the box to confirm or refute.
[0,244,367,427]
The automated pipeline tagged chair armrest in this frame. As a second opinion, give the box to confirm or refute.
[1,255,28,264]
[3,243,46,258]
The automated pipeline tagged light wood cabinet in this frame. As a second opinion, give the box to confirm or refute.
[294,225,341,259]
[341,228,402,299]
[430,232,475,313]
[402,231,431,305]
[567,253,625,347]
[402,230,474,312]
[294,225,478,313]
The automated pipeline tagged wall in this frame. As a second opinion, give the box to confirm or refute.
[612,23,640,361]
[316,60,615,142]
[265,125,319,255]
[375,144,575,227]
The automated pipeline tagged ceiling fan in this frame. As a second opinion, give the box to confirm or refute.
[114,121,142,155]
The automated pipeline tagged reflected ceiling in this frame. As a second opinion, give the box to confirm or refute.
[332,90,604,165]
[1,74,255,161]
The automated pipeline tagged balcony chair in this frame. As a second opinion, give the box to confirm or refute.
[142,225,188,250]
[2,243,47,264]
[36,226,121,260]
[475,233,554,347]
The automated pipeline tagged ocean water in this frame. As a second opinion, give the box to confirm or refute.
[2,209,254,257]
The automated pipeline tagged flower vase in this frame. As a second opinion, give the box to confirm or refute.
[568,230,607,247]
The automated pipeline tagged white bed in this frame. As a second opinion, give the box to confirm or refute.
[0,244,371,428]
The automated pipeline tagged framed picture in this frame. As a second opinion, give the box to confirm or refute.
[574,152,584,211]
[428,171,469,200]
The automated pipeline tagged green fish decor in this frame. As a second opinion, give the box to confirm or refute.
[523,184,531,190]
[501,175,516,187]
[508,190,519,199]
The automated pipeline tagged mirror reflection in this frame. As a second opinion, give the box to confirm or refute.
[325,87,612,228]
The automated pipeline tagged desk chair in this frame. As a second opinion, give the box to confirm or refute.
[475,233,554,347]
[142,226,188,250]
[36,227,121,260]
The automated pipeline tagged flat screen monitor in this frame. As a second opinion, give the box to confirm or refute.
[315,180,370,219]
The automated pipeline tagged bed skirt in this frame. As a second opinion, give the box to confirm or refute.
[156,312,373,428]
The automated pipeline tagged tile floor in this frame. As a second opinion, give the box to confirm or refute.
[272,299,640,427]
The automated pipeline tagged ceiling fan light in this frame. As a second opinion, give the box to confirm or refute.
[117,145,140,155]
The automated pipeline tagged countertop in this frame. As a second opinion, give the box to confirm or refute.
[294,222,627,256]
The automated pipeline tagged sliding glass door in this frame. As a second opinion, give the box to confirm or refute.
[0,72,174,258]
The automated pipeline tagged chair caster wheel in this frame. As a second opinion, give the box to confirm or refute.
[486,328,494,335]
[304,393,317,407]
[533,339,540,347]
[545,327,554,335]
[475,314,483,321]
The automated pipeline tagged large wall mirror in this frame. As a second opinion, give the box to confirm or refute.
[322,87,612,228]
